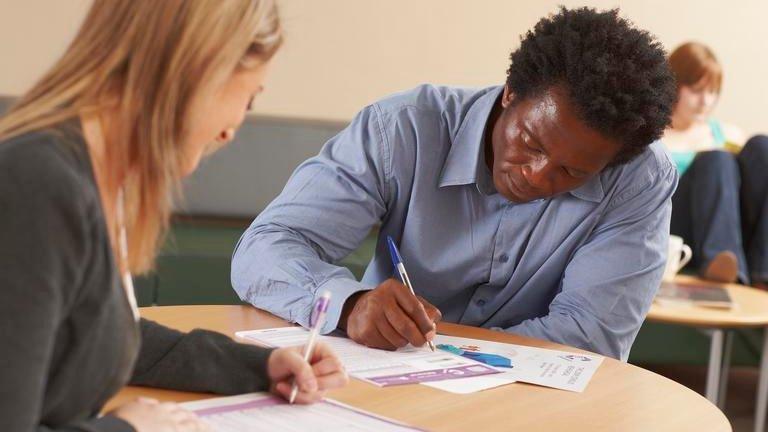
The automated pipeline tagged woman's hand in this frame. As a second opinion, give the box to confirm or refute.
[267,342,349,403]
[111,397,211,432]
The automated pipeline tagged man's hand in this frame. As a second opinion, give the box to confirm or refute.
[340,279,442,350]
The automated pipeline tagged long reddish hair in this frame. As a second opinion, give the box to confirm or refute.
[668,42,722,93]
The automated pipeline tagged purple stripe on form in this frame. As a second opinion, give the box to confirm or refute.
[370,364,499,386]
[193,396,285,416]
[323,399,429,431]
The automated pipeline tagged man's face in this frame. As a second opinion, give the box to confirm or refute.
[489,85,622,203]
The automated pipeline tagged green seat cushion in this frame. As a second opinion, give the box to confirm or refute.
[136,220,378,306]
[629,322,762,367]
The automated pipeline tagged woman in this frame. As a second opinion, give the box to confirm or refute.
[663,42,768,288]
[0,1,347,431]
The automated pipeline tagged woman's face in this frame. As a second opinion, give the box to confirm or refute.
[674,77,719,124]
[181,61,271,177]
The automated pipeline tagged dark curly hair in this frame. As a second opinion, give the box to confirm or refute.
[506,7,676,165]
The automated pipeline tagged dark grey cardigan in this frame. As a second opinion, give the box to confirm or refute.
[0,124,273,432]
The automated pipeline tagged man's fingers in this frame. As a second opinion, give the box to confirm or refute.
[346,279,441,351]
[374,318,408,349]
[418,296,443,323]
[350,318,398,350]
[391,285,435,335]
[383,303,426,347]
[390,282,424,316]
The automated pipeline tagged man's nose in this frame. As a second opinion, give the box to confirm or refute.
[521,157,555,191]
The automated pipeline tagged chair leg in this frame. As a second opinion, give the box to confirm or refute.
[717,331,733,409]
[705,329,724,403]
[755,329,768,432]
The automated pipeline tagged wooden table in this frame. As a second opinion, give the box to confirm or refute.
[108,305,731,432]
[647,275,768,432]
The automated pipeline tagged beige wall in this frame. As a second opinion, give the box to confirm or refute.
[1,0,766,136]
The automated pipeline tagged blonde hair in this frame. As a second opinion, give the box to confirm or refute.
[668,42,722,94]
[0,0,282,274]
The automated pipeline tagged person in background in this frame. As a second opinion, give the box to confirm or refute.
[0,1,347,431]
[662,42,768,289]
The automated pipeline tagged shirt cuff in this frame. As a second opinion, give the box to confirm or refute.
[315,278,371,334]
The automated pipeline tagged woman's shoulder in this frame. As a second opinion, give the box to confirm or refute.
[0,124,97,206]
[660,126,706,152]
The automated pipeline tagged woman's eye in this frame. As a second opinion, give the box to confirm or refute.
[246,95,256,111]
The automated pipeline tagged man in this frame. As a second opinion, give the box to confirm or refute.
[232,7,678,360]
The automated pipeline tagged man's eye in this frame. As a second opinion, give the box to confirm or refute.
[564,167,586,178]
[526,142,543,154]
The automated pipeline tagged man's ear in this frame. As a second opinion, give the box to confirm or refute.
[501,84,515,109]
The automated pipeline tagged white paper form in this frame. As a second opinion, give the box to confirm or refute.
[426,335,604,393]
[422,372,518,394]
[236,327,499,386]
[183,393,424,432]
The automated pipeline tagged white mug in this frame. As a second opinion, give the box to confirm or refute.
[663,235,693,282]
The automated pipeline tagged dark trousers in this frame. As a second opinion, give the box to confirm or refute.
[670,135,768,284]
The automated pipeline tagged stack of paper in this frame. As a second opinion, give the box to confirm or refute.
[237,327,603,394]
[236,327,500,386]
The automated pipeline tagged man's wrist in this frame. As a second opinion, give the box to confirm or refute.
[338,291,366,330]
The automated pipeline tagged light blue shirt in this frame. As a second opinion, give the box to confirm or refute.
[232,85,678,360]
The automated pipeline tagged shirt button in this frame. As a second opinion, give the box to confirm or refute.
[499,253,509,263]
[476,299,486,306]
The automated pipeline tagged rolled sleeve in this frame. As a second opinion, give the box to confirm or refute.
[315,278,371,333]
[232,105,391,330]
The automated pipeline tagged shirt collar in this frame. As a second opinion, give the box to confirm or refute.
[437,85,605,203]
[438,86,502,191]
[568,174,604,203]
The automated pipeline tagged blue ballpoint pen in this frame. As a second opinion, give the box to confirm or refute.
[289,291,331,404]
[386,236,436,352]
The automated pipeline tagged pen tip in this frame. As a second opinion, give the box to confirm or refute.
[387,236,403,264]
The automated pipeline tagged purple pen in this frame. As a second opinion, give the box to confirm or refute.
[289,291,331,403]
